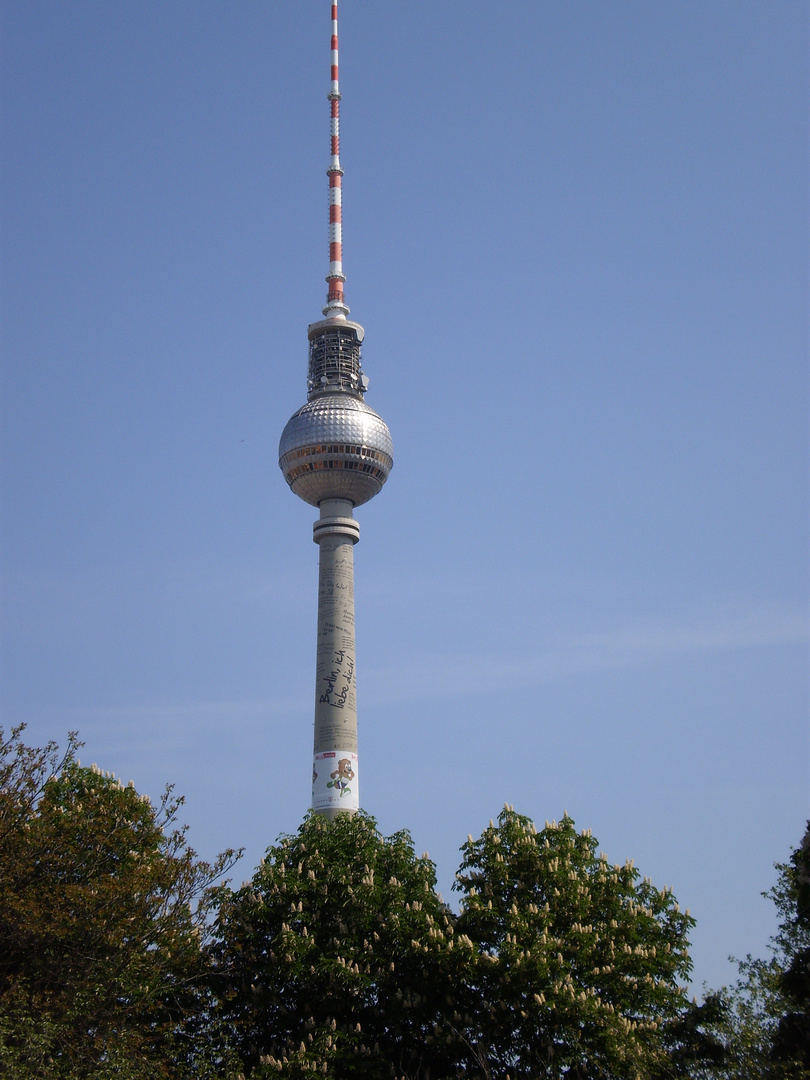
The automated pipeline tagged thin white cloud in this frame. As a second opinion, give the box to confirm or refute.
[362,603,809,703]
[53,696,308,746]
[44,603,808,723]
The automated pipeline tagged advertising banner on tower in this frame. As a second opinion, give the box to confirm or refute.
[312,750,359,813]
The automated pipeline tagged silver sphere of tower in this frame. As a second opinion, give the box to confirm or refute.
[279,318,393,507]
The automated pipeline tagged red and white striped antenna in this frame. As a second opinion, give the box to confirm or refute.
[323,0,349,319]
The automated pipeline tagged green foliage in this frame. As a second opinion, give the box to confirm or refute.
[452,807,696,1079]
[768,822,810,1077]
[657,991,729,1078]
[212,810,473,1079]
[0,726,711,1079]
[214,807,698,1080]
[702,956,786,1079]
[0,725,239,1079]
[697,823,810,1080]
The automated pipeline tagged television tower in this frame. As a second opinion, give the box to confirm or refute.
[279,0,393,819]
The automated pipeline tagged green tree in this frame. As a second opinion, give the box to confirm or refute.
[657,991,728,1078]
[453,807,697,1079]
[211,810,474,1079]
[702,824,810,1080]
[701,956,785,1079]
[768,821,810,1077]
[214,807,703,1080]
[0,725,239,1079]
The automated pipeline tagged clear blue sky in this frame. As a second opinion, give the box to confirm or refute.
[1,1,807,993]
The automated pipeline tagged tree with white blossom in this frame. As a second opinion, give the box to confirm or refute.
[211,811,474,1079]
[452,807,697,1079]
[213,807,701,1079]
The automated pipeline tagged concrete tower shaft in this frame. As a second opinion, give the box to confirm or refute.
[311,499,359,820]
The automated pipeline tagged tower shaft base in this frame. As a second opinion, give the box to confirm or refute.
[311,499,359,817]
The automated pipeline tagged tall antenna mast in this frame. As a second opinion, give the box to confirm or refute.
[279,0,393,819]
[324,0,348,319]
